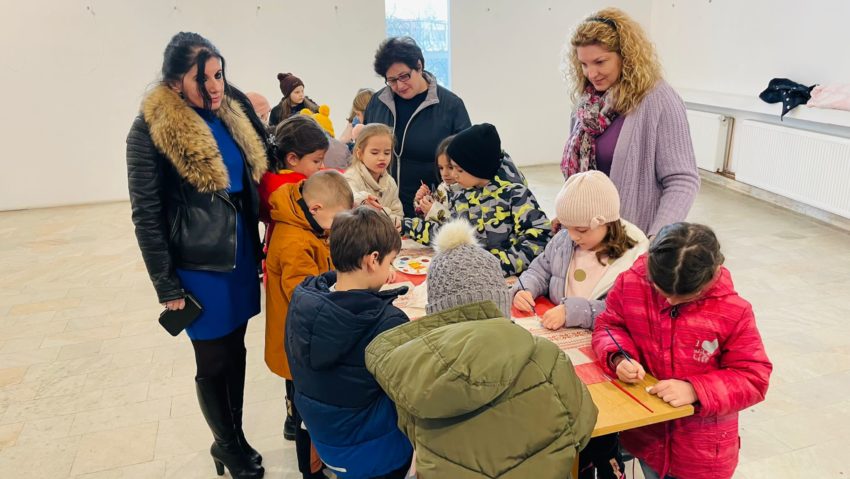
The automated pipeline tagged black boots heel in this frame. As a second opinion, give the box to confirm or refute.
[196,377,264,479]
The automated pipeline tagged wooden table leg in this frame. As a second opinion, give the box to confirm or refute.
[572,454,580,479]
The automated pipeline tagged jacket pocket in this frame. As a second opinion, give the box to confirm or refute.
[714,425,740,467]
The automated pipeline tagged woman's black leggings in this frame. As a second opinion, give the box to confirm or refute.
[190,323,248,379]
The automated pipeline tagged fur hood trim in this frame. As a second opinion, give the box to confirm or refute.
[141,85,267,192]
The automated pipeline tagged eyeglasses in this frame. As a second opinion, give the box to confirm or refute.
[385,70,414,87]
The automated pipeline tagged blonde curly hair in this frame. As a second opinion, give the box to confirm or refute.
[564,8,661,114]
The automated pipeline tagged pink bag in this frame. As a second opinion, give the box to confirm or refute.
[807,84,850,112]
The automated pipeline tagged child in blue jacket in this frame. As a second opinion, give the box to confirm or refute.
[286,207,412,479]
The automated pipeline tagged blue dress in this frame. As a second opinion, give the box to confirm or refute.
[176,108,261,340]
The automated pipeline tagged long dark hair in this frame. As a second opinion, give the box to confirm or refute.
[648,222,725,296]
[162,32,273,166]
[161,32,229,111]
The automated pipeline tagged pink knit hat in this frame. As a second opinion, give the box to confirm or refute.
[555,171,621,228]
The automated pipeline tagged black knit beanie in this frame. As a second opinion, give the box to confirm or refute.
[446,123,502,180]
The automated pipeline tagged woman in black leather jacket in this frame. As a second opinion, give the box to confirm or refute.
[125,32,268,479]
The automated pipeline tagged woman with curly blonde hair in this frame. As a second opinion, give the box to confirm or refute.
[561,8,699,238]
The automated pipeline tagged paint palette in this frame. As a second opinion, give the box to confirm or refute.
[393,255,431,276]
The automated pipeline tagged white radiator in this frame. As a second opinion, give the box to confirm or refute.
[733,120,850,219]
[686,109,732,173]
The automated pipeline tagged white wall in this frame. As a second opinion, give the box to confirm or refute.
[0,0,386,211]
[650,0,850,97]
[450,0,652,167]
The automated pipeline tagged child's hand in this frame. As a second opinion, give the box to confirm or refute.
[512,290,536,312]
[363,195,383,211]
[550,218,562,235]
[649,379,697,407]
[541,304,567,330]
[386,268,397,284]
[615,357,646,384]
[419,195,434,215]
[414,183,430,202]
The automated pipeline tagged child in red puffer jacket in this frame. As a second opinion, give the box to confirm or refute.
[592,222,772,479]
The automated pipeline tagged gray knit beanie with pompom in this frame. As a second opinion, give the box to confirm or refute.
[425,219,512,318]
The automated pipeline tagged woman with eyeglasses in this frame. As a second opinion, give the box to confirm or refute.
[364,36,471,216]
[561,8,699,238]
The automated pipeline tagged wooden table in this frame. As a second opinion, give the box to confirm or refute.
[391,241,694,476]
[587,374,693,438]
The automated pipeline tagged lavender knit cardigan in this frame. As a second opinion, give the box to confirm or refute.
[569,81,700,236]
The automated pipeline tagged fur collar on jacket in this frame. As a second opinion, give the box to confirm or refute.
[141,85,267,193]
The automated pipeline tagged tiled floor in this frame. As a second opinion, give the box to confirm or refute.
[1,164,849,478]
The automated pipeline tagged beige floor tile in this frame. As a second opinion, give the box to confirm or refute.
[33,373,89,399]
[0,319,68,342]
[0,422,23,449]
[2,389,103,425]
[0,435,80,479]
[40,326,120,350]
[96,383,150,409]
[169,393,199,419]
[15,414,76,446]
[73,459,166,479]
[68,397,171,436]
[0,367,28,388]
[8,298,81,316]
[153,414,210,459]
[70,422,158,476]
[0,337,44,354]
[734,436,849,478]
[57,340,104,361]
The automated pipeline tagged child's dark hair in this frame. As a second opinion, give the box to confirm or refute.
[593,220,638,265]
[435,135,454,161]
[373,36,425,77]
[271,115,329,172]
[161,32,228,111]
[648,222,725,296]
[330,207,402,273]
[433,135,455,177]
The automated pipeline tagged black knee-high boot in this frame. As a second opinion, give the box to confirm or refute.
[196,376,264,479]
[225,347,263,465]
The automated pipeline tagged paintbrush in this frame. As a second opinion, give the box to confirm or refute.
[604,326,635,365]
[516,277,540,319]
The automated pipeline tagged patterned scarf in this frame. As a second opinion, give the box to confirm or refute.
[561,86,618,178]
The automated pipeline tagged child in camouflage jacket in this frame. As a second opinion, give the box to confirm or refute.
[402,135,530,247]
[442,123,550,276]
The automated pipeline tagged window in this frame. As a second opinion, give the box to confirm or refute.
[385,0,451,88]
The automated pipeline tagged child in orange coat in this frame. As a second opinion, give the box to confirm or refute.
[264,170,353,478]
